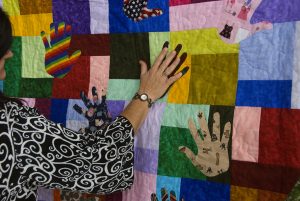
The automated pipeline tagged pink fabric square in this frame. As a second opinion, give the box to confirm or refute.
[122,171,156,201]
[22,98,36,108]
[88,56,110,98]
[232,106,261,162]
[170,0,191,6]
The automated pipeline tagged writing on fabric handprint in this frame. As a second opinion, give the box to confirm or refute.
[151,188,184,201]
[123,0,163,22]
[218,0,272,43]
[73,86,112,135]
[41,22,81,78]
[178,112,231,177]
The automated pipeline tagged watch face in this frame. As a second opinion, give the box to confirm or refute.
[140,94,148,101]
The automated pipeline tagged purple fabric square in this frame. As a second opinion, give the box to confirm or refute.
[52,0,91,34]
[107,100,125,120]
[134,147,158,174]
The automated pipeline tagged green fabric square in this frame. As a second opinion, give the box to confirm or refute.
[19,78,53,98]
[4,37,22,97]
[188,54,238,106]
[21,36,51,78]
[161,103,210,129]
[107,79,139,100]
[149,32,170,66]
[158,126,206,180]
[110,33,150,79]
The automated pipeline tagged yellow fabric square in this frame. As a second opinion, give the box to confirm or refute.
[3,0,20,16]
[167,55,191,104]
[188,54,238,106]
[170,28,239,55]
[21,36,52,78]
[231,185,258,201]
[9,13,53,36]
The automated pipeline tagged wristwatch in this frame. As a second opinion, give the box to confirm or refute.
[133,92,153,108]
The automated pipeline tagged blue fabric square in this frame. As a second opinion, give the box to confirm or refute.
[236,80,292,108]
[50,98,69,126]
[156,175,181,201]
[239,22,295,80]
[180,178,230,201]
[109,0,169,33]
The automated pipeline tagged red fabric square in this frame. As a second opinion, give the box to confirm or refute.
[259,108,300,168]
[35,98,52,119]
[52,56,90,99]
[68,34,110,56]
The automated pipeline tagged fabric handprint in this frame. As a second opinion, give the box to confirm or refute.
[73,86,112,136]
[151,188,184,201]
[179,112,231,177]
[123,0,163,22]
[41,22,81,78]
[218,0,272,43]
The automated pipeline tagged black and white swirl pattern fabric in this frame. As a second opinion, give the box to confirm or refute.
[0,102,134,201]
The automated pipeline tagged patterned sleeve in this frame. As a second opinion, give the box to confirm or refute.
[5,101,134,198]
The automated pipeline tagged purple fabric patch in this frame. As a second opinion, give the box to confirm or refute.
[37,188,53,201]
[107,100,125,120]
[52,0,91,34]
[134,147,158,174]
[251,0,300,24]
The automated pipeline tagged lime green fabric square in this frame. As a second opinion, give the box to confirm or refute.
[149,32,170,66]
[4,37,22,97]
[188,54,238,106]
[107,79,139,100]
[158,126,206,180]
[21,36,51,78]
[3,0,20,16]
[19,78,52,98]
[162,103,210,129]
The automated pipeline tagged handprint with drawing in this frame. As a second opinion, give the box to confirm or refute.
[123,0,163,22]
[41,22,81,78]
[178,111,231,177]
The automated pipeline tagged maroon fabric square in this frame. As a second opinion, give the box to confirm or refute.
[259,108,300,168]
[52,56,90,99]
[35,98,52,119]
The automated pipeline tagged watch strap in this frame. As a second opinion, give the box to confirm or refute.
[133,92,153,108]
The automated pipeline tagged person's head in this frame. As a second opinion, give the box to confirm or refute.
[0,7,14,80]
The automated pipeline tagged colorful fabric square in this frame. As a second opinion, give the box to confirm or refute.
[89,0,109,34]
[292,22,300,109]
[66,99,88,121]
[122,171,157,201]
[107,79,140,100]
[158,126,206,180]
[52,56,90,99]
[169,0,191,6]
[9,13,53,36]
[2,0,20,15]
[69,34,110,56]
[22,36,52,78]
[22,98,36,107]
[0,81,3,91]
[180,178,230,201]
[41,22,81,78]
[156,176,181,201]
[110,33,150,79]
[106,100,125,120]
[52,0,91,34]
[232,106,261,162]
[3,37,22,97]
[50,99,69,127]
[109,0,169,33]
[161,103,210,128]
[188,54,238,106]
[250,0,300,24]
[19,78,53,98]
[149,32,170,66]
[236,80,292,108]
[286,179,300,201]
[230,160,300,194]
[134,147,159,174]
[36,187,54,201]
[259,108,300,169]
[239,22,295,80]
[135,102,166,150]
[19,0,52,15]
[35,98,52,119]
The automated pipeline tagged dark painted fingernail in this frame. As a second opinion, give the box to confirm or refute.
[180,66,189,76]
[175,44,182,53]
[162,41,169,49]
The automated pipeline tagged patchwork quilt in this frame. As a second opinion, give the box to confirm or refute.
[1,0,300,200]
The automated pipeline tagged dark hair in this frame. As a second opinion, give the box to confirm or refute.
[0,7,23,107]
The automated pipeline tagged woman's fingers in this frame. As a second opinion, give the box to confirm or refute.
[152,47,169,70]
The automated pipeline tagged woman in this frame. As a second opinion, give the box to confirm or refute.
[0,7,187,201]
